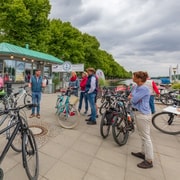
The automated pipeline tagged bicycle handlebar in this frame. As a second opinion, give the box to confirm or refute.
[18,84,29,89]
[0,104,37,115]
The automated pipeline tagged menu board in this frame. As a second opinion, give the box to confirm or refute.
[15,61,25,81]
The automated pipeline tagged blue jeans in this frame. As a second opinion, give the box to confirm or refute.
[149,95,155,114]
[78,92,88,112]
[32,92,41,114]
[87,93,96,121]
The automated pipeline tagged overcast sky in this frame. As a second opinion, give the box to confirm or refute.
[49,0,180,77]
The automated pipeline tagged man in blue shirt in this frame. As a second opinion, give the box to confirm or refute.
[29,69,46,119]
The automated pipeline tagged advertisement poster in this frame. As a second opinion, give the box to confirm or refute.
[15,61,25,81]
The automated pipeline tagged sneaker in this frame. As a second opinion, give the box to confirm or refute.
[131,152,145,160]
[29,114,35,118]
[137,160,153,169]
[87,121,97,125]
[36,114,40,119]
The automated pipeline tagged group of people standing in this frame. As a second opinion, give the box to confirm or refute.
[27,68,99,124]
[28,68,159,169]
[68,67,98,125]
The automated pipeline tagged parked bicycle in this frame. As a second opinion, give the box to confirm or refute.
[152,98,180,135]
[55,89,79,129]
[158,89,180,106]
[15,84,32,107]
[0,103,39,180]
[112,98,135,146]
[0,84,32,111]
[100,94,120,138]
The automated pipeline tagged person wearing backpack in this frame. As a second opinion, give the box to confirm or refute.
[29,69,46,119]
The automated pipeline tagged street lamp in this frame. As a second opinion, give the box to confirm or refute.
[172,67,177,81]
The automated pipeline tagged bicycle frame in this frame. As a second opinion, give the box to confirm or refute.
[0,116,20,164]
[15,88,27,102]
[56,90,72,116]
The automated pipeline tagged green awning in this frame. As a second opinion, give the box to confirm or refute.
[0,42,63,64]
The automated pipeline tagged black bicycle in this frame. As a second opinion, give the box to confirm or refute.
[159,90,180,105]
[0,104,39,180]
[100,94,123,138]
[112,98,135,146]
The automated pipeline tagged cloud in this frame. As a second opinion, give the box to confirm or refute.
[49,0,180,77]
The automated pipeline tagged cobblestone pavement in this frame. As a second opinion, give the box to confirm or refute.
[1,93,180,180]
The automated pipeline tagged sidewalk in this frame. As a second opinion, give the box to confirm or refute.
[1,93,180,180]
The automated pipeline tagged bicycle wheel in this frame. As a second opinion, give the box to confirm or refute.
[57,104,80,129]
[99,101,109,115]
[22,129,39,180]
[7,116,23,153]
[100,111,111,138]
[152,112,180,135]
[112,115,129,146]
[0,99,5,111]
[24,94,32,108]
[160,94,174,105]
[0,168,3,180]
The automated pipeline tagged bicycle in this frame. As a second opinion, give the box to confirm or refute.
[15,84,32,107]
[0,104,39,180]
[159,89,180,106]
[152,99,180,135]
[112,98,135,146]
[0,84,32,111]
[55,89,80,129]
[100,94,119,138]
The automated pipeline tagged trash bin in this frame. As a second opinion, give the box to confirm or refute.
[5,82,12,95]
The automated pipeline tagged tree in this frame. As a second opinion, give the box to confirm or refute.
[0,0,131,78]
[0,0,51,50]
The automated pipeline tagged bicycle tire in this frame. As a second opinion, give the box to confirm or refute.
[0,168,3,180]
[112,115,129,146]
[159,94,174,105]
[100,111,111,138]
[57,104,80,129]
[22,129,39,180]
[99,101,109,115]
[24,94,32,109]
[152,111,180,135]
[7,116,22,153]
[0,99,5,111]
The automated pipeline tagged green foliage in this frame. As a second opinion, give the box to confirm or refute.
[172,83,180,89]
[52,76,60,90]
[0,0,131,79]
[98,78,106,86]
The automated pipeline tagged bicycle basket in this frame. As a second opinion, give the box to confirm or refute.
[69,95,79,105]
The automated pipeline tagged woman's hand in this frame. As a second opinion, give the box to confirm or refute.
[128,94,132,100]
